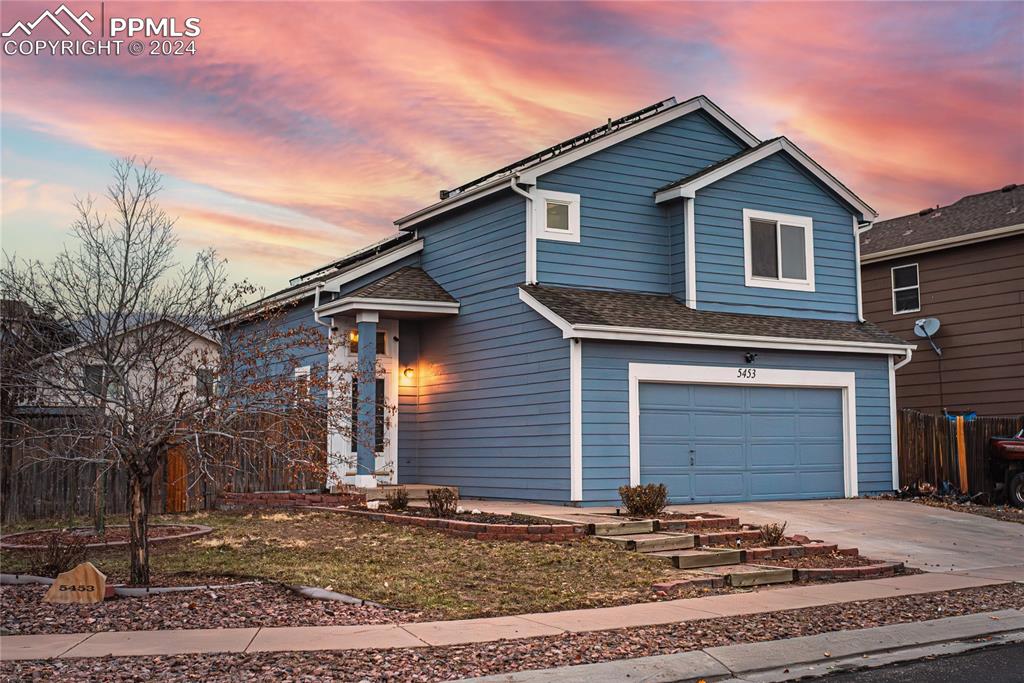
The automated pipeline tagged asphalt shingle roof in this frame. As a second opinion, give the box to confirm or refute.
[348,267,457,303]
[861,184,1024,256]
[521,284,908,347]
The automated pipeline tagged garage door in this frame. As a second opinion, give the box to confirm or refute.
[639,383,845,502]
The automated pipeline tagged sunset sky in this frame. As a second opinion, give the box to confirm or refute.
[2,1,1022,293]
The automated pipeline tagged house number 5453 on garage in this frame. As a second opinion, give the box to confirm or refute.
[737,368,757,379]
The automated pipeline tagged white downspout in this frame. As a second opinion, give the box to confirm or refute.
[854,218,873,323]
[894,347,913,370]
[509,175,536,284]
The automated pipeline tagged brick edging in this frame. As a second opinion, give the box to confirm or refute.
[0,524,213,551]
[216,491,365,510]
[312,506,586,542]
[794,562,904,581]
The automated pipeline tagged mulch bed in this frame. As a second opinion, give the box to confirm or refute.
[0,582,424,635]
[5,583,1021,681]
[2,525,201,548]
[762,553,883,569]
[910,498,1024,525]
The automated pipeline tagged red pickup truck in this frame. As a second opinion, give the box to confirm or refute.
[991,428,1024,507]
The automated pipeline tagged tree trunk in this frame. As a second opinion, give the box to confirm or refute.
[93,467,106,536]
[127,471,152,585]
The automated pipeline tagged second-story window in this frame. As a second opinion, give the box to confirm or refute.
[533,189,580,243]
[742,209,815,292]
[891,263,920,314]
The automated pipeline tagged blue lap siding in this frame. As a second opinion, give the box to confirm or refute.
[693,153,861,321]
[535,111,744,294]
[406,192,573,502]
[581,341,894,505]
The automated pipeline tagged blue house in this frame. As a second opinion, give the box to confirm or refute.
[252,95,914,506]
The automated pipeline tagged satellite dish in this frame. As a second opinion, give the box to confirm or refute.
[914,318,942,357]
[914,318,941,338]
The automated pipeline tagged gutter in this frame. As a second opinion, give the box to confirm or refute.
[894,346,913,370]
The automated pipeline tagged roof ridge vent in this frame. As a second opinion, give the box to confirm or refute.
[918,207,934,216]
[1001,183,1018,192]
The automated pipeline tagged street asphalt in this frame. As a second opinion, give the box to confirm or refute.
[819,642,1024,682]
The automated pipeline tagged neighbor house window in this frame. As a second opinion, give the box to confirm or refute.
[532,189,580,243]
[84,364,121,399]
[196,368,216,399]
[743,209,815,292]
[891,263,920,314]
[347,329,387,355]
[293,365,311,397]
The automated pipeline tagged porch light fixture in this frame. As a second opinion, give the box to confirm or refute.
[402,367,415,379]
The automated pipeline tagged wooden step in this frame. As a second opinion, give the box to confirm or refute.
[589,520,655,536]
[651,547,742,569]
[700,564,794,587]
[595,532,695,552]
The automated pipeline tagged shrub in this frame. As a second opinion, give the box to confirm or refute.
[426,487,459,518]
[385,487,409,511]
[617,483,668,518]
[759,521,788,546]
[29,533,88,578]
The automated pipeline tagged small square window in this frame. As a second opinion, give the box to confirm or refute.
[891,264,920,314]
[196,368,216,399]
[546,201,570,231]
[533,189,580,243]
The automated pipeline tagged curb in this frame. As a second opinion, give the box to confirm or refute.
[456,609,1024,682]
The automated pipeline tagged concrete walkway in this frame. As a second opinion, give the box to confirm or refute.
[466,498,1024,573]
[2,572,1017,661]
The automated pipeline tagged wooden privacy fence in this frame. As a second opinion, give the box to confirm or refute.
[897,409,1024,497]
[1,412,327,523]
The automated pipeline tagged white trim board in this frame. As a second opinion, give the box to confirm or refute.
[517,288,915,356]
[569,339,583,501]
[685,198,696,308]
[627,363,859,498]
[860,223,1024,264]
[655,137,877,219]
[316,297,459,317]
[888,355,899,490]
[395,95,760,230]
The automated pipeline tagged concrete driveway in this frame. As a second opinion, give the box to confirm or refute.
[689,498,1024,574]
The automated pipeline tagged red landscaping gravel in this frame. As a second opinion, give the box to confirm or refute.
[1,525,201,548]
[765,553,885,569]
[3,584,1020,681]
[361,507,526,525]
[0,583,423,635]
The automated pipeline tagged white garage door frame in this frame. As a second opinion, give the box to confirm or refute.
[628,363,859,498]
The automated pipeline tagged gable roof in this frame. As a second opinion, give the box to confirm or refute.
[394,95,761,230]
[654,137,876,218]
[520,284,910,354]
[860,184,1024,263]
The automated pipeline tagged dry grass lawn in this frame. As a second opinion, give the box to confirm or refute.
[2,510,685,619]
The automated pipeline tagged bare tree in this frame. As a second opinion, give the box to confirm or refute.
[1,158,382,584]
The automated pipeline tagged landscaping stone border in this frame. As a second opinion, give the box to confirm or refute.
[313,506,587,542]
[0,524,213,551]
[216,491,365,510]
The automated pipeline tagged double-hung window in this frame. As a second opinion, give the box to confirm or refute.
[891,264,920,314]
[532,189,580,243]
[742,209,815,292]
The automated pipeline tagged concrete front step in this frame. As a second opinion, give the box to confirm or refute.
[700,564,795,587]
[651,547,742,569]
[595,532,695,553]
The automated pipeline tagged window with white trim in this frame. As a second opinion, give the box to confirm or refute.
[533,189,580,243]
[293,365,311,398]
[742,209,815,292]
[891,263,920,314]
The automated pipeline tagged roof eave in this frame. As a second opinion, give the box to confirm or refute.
[861,223,1024,264]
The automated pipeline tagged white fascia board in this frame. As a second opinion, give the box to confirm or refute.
[396,96,760,229]
[320,240,424,292]
[517,288,576,335]
[655,138,877,219]
[316,297,459,316]
[860,223,1024,264]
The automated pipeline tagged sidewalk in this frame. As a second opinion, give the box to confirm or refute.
[2,571,1018,661]
[458,609,1024,682]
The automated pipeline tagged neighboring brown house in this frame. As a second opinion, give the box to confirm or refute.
[860,184,1024,416]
